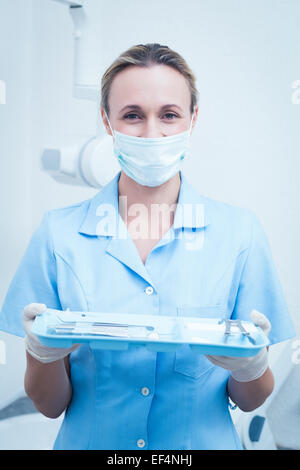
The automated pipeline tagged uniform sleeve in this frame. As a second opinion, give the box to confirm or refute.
[0,211,61,337]
[231,212,296,345]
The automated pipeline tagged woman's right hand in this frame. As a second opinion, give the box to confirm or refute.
[22,303,80,364]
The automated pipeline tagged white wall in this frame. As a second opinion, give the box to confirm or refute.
[0,0,299,413]
[0,0,34,407]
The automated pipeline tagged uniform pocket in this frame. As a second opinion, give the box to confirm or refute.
[174,305,227,379]
[174,343,215,379]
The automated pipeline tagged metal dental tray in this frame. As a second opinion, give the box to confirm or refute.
[31,308,269,356]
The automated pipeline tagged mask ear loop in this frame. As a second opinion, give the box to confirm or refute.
[188,108,196,136]
[104,110,115,139]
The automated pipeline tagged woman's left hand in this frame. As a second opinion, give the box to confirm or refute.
[205,310,271,382]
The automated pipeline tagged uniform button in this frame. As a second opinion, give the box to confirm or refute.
[137,438,146,448]
[141,387,150,396]
[145,286,154,295]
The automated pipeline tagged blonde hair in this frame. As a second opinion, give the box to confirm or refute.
[101,43,198,117]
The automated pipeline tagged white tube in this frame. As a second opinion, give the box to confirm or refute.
[69,1,102,101]
[52,0,101,101]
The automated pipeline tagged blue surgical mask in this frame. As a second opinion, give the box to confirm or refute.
[105,110,195,187]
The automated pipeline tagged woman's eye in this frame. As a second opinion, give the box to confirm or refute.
[163,113,177,120]
[124,113,140,120]
[123,112,178,120]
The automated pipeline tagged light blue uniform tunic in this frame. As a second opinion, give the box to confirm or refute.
[0,170,295,450]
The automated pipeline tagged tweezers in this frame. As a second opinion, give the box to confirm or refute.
[55,317,155,331]
[218,319,256,345]
[47,320,156,338]
[46,325,129,337]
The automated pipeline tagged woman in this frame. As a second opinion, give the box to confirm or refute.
[0,43,295,450]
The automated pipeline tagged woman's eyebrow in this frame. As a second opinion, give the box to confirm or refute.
[119,104,183,113]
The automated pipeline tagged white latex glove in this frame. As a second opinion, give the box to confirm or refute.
[22,303,80,364]
[206,310,271,382]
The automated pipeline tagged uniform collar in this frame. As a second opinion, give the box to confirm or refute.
[78,170,211,237]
